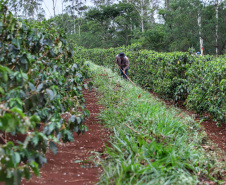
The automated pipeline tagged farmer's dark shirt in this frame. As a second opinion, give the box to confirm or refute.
[116,55,129,70]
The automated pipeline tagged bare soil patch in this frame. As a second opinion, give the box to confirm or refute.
[21,88,109,185]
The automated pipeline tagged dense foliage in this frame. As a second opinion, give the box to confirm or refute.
[43,0,226,55]
[158,0,226,54]
[89,62,225,184]
[0,1,91,184]
[82,44,225,123]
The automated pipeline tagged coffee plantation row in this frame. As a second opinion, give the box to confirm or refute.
[0,2,91,184]
[81,44,225,123]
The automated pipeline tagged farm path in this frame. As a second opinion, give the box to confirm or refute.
[23,88,109,185]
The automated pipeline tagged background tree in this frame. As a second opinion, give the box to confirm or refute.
[91,0,113,6]
[64,0,87,34]
[48,13,75,34]
[201,0,225,55]
[157,0,225,54]
[7,0,44,19]
[22,0,224,54]
[7,0,22,17]
[52,0,57,17]
[85,3,140,47]
[215,0,218,56]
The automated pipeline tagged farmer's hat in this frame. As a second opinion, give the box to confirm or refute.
[119,52,125,58]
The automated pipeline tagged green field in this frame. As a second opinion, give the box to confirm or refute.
[88,61,226,184]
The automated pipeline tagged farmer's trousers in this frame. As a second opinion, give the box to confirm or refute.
[120,68,129,79]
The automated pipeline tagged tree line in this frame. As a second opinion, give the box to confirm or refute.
[7,0,226,55]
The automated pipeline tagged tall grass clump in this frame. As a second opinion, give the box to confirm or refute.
[87,61,226,185]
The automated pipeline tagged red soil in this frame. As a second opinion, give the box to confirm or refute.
[22,88,110,185]
[1,82,225,185]
[200,118,226,151]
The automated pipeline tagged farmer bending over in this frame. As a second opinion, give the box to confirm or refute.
[116,52,129,79]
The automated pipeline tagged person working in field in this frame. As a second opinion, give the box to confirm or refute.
[116,52,129,79]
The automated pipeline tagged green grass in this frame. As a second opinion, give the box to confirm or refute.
[87,61,226,185]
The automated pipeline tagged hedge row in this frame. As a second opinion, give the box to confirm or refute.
[0,2,91,184]
[81,44,225,123]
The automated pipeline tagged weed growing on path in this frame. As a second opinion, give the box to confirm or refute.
[88,62,226,185]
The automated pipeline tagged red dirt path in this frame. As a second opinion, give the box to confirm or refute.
[1,82,225,185]
[22,88,109,185]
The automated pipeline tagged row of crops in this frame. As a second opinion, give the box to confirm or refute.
[81,44,226,123]
[0,3,91,184]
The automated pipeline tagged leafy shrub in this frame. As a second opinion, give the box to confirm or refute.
[186,57,226,121]
[82,44,225,123]
[0,2,90,184]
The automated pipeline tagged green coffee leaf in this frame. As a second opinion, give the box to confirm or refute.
[49,141,58,155]
[46,89,55,100]
[29,82,36,91]
[12,152,21,166]
[37,83,43,92]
